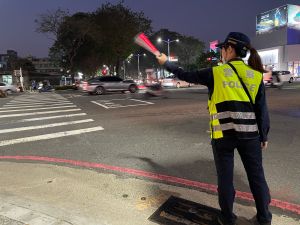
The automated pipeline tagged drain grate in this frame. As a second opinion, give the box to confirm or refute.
[149,196,222,225]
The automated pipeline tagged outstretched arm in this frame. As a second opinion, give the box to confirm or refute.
[156,53,213,87]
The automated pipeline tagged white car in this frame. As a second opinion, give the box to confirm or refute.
[271,71,296,85]
[161,76,191,88]
[0,82,19,94]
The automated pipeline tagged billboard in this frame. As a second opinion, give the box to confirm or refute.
[288,5,300,30]
[256,5,288,34]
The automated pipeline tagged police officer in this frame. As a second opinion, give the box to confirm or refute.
[156,32,272,225]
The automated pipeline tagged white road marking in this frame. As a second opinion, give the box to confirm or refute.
[91,98,153,109]
[91,101,110,109]
[7,100,70,104]
[0,113,88,125]
[129,98,154,104]
[0,105,76,113]
[0,119,94,134]
[18,113,87,122]
[0,109,81,118]
[2,102,74,109]
[109,103,153,108]
[0,126,104,147]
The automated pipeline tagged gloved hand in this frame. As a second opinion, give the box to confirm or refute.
[156,53,168,65]
[261,141,268,150]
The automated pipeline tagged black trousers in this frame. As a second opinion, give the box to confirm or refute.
[211,137,272,224]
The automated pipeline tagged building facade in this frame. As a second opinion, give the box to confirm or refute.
[251,4,300,75]
[27,56,62,75]
[0,50,18,84]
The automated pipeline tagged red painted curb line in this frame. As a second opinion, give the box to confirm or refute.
[0,155,299,215]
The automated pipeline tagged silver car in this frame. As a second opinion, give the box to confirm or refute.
[81,76,138,95]
[161,76,191,88]
[0,82,19,94]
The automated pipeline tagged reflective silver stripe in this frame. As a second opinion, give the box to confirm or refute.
[211,111,256,120]
[213,123,258,132]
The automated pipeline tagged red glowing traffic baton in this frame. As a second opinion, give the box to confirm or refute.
[134,32,161,56]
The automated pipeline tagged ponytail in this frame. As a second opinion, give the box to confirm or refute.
[248,47,266,73]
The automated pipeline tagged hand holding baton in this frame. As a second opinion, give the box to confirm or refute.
[134,32,167,65]
[134,32,161,56]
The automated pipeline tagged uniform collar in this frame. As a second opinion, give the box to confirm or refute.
[227,58,244,63]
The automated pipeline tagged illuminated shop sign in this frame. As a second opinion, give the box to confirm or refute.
[209,40,219,53]
[256,5,288,34]
[288,5,300,30]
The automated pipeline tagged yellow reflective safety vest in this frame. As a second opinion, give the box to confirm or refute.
[208,61,263,139]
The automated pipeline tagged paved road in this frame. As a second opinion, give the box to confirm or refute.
[0,83,299,211]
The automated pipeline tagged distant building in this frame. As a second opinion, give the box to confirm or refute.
[0,50,18,71]
[27,56,62,75]
[0,51,63,87]
[0,50,18,84]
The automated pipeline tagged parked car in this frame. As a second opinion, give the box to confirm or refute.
[161,76,191,88]
[0,82,19,94]
[80,76,138,95]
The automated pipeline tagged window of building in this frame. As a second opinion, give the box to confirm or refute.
[288,61,300,76]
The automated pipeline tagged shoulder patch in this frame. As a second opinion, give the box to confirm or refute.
[246,70,254,78]
[224,68,233,77]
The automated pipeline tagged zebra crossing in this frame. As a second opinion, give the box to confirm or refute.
[0,93,104,147]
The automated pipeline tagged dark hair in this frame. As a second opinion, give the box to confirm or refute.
[248,47,266,73]
[225,44,266,73]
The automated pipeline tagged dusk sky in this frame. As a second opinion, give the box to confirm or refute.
[0,0,300,58]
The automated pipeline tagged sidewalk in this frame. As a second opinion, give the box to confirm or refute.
[0,161,298,225]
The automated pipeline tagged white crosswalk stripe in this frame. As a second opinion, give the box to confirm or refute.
[0,127,104,147]
[2,102,74,109]
[0,119,94,134]
[0,93,104,147]
[0,105,76,113]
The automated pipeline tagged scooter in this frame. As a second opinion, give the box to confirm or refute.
[264,75,284,89]
[38,85,54,93]
[143,83,167,99]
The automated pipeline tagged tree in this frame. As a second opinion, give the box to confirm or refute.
[35,8,69,41]
[35,2,152,77]
[56,12,94,75]
[92,1,152,75]
[153,29,205,69]
[196,50,221,68]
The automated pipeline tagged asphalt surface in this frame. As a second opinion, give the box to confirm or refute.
[0,83,299,224]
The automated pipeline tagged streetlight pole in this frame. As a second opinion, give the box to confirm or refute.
[157,37,179,61]
[137,54,140,79]
[167,39,170,61]
[131,53,146,80]
[123,60,126,79]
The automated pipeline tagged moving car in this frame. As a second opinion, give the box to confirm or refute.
[161,76,191,88]
[81,76,138,95]
[0,82,19,94]
[272,71,296,83]
[263,70,296,87]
